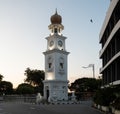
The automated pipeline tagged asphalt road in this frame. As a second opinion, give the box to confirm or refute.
[0,102,103,114]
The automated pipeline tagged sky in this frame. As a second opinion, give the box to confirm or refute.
[0,0,110,88]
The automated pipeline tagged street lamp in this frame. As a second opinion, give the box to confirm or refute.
[82,64,95,78]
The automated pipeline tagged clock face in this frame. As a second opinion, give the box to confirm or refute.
[49,40,54,47]
[58,40,63,47]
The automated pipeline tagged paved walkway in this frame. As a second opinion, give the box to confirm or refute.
[0,102,103,114]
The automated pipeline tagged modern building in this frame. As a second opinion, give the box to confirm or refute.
[99,0,120,86]
[43,10,69,102]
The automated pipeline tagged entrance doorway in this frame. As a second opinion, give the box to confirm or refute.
[46,89,49,100]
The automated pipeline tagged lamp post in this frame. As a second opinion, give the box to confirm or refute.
[82,64,95,78]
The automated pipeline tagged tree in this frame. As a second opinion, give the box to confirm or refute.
[24,68,45,86]
[16,83,34,94]
[69,77,102,100]
[69,77,102,92]
[0,74,4,82]
[0,81,13,95]
[24,68,45,95]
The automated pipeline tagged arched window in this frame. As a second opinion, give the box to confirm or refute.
[60,63,63,69]
[54,28,57,33]
[59,57,64,70]
[49,63,52,69]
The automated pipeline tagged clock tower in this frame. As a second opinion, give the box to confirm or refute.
[43,10,69,102]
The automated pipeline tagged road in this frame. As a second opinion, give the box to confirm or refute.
[0,102,103,114]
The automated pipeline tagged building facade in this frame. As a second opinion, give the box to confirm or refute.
[99,0,120,86]
[43,11,69,102]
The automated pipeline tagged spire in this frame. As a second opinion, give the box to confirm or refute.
[55,8,58,14]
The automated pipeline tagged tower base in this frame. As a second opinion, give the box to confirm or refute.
[43,80,68,102]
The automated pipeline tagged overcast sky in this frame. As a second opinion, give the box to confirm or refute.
[0,0,110,87]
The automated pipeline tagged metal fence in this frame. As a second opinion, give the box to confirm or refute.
[0,95,36,103]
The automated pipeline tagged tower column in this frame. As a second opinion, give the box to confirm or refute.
[43,10,69,102]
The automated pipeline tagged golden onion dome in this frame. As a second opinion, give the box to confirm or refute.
[50,10,62,24]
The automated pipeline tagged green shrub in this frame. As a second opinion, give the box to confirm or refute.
[93,87,116,106]
[111,97,120,110]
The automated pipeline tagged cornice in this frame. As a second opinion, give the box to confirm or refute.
[43,49,70,55]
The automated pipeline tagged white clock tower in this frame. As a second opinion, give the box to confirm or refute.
[43,10,69,102]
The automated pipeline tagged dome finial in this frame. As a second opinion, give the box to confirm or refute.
[55,8,58,14]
